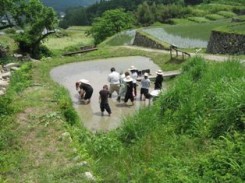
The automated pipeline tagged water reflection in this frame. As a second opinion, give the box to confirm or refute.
[143,28,207,48]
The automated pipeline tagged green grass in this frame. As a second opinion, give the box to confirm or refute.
[217,11,237,18]
[1,12,245,182]
[44,26,94,52]
[100,30,135,46]
[188,17,210,23]
[205,14,225,21]
[90,57,245,182]
[215,22,245,34]
[0,34,18,53]
[161,19,230,41]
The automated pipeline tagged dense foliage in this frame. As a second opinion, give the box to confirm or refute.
[59,0,245,28]
[89,9,134,45]
[0,0,58,59]
[41,0,99,12]
[15,0,57,59]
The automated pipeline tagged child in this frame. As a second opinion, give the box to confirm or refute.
[99,84,111,116]
[140,72,151,101]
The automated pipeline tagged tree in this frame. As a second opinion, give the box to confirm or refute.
[14,0,58,58]
[89,9,134,45]
[0,0,24,30]
[136,2,155,26]
[59,7,89,29]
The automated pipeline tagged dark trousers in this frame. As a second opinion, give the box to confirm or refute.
[100,102,111,114]
[124,92,134,103]
[133,83,137,96]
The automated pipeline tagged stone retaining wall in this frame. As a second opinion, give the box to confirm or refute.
[133,31,169,50]
[207,31,245,54]
[0,63,20,96]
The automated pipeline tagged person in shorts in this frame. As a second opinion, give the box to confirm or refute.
[140,72,151,101]
[99,84,111,116]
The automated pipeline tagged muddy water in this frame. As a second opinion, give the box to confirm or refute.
[50,56,161,132]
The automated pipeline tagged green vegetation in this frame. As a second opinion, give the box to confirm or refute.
[90,57,245,182]
[89,9,134,45]
[1,0,57,59]
[205,14,225,21]
[188,17,210,23]
[44,26,93,55]
[1,0,245,181]
[100,30,135,46]
[214,22,245,35]
[162,19,230,41]
[1,24,244,181]
[217,11,237,18]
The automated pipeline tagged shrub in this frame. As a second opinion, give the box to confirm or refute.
[54,87,79,126]
[88,133,123,157]
[63,107,78,125]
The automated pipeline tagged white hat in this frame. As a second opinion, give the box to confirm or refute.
[144,72,149,77]
[123,76,133,82]
[128,65,137,71]
[79,79,90,85]
[156,70,163,75]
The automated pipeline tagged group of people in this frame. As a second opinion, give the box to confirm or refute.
[75,66,164,116]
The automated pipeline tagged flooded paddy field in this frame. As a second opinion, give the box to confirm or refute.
[50,56,161,132]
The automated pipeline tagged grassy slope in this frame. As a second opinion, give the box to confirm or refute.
[44,26,94,54]
[1,9,245,181]
[90,58,245,182]
[0,44,181,182]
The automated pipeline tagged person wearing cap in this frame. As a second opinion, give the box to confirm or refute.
[107,67,120,98]
[77,79,93,104]
[99,84,111,116]
[140,72,151,101]
[154,70,164,90]
[129,66,138,97]
[124,75,134,105]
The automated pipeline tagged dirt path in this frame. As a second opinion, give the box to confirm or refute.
[50,56,162,132]
[122,45,245,63]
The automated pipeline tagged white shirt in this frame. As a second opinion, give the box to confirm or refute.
[131,72,138,83]
[108,71,120,84]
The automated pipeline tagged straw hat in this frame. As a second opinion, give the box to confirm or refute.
[128,65,137,71]
[124,76,133,82]
[144,72,149,77]
[156,70,163,75]
[79,79,90,85]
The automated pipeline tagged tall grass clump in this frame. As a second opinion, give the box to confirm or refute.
[92,57,244,182]
[53,87,80,126]
[159,57,244,137]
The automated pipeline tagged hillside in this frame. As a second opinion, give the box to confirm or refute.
[41,0,99,11]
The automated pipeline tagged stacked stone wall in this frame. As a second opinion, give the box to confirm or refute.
[133,31,169,50]
[207,31,245,54]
